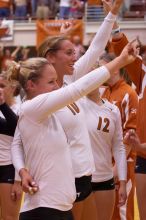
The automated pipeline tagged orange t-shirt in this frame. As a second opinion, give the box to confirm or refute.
[110,34,146,158]
[102,79,138,159]
[0,0,11,8]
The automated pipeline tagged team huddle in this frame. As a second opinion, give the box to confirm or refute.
[0,0,146,220]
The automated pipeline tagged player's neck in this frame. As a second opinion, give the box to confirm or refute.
[88,95,103,105]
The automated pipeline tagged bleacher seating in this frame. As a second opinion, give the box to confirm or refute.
[85,3,104,22]
[123,0,146,20]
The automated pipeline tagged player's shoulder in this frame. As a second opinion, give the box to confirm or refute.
[103,99,121,121]
[11,103,21,115]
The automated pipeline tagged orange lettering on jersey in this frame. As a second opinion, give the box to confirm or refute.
[70,103,80,113]
[103,118,110,133]
[67,102,80,115]
[97,116,102,130]
[97,117,110,133]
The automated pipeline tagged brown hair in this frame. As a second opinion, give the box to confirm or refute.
[7,58,50,91]
[38,35,68,58]
[100,52,132,85]
[100,52,116,62]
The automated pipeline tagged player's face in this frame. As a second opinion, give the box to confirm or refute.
[99,59,118,85]
[47,40,76,76]
[27,64,59,98]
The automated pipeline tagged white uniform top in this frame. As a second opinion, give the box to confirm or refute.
[55,101,95,177]
[0,104,20,166]
[11,65,110,212]
[55,12,116,178]
[81,98,127,182]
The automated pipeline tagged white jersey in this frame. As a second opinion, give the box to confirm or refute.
[56,11,116,178]
[81,98,127,182]
[55,101,95,177]
[11,65,110,212]
[0,103,20,166]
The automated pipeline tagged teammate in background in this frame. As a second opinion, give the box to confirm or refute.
[10,40,139,219]
[0,73,22,220]
[101,52,138,220]
[109,25,146,220]
[97,1,140,219]
[81,86,127,220]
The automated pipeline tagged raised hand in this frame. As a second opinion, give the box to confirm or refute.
[102,0,112,14]
[111,0,124,15]
[60,21,74,35]
[102,0,124,15]
[119,39,140,66]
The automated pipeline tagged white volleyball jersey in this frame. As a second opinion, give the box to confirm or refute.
[58,11,116,177]
[81,98,127,182]
[55,101,95,178]
[11,65,110,212]
[16,115,76,212]
[0,103,20,165]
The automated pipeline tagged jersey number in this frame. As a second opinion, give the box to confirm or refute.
[67,103,80,115]
[97,117,110,133]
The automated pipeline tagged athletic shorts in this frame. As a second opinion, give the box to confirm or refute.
[19,207,73,220]
[91,178,115,191]
[135,156,146,174]
[0,164,15,184]
[75,175,92,202]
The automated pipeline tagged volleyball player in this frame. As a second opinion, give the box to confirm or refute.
[111,31,146,219]
[0,73,22,220]
[10,41,138,219]
[81,87,127,220]
[37,2,124,219]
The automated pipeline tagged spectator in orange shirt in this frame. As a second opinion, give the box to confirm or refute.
[101,52,138,220]
[0,0,13,18]
[107,9,146,220]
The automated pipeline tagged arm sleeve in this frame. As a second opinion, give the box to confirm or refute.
[122,90,138,134]
[0,103,18,136]
[112,107,127,181]
[65,12,116,83]
[11,126,25,174]
[111,34,144,94]
[22,66,110,123]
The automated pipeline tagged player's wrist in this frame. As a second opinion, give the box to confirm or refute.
[111,27,121,36]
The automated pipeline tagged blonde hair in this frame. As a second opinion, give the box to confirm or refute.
[38,35,68,58]
[0,71,21,96]
[7,57,50,91]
